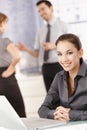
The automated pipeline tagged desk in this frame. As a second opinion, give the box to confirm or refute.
[22,117,87,130]
[22,117,66,130]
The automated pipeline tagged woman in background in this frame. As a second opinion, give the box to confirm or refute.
[0,12,26,117]
[38,33,87,121]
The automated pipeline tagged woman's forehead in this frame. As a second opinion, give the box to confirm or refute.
[57,41,75,49]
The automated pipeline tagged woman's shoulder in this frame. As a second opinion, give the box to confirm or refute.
[0,37,13,49]
[55,70,65,78]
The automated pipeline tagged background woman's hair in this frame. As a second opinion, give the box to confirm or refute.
[0,12,8,25]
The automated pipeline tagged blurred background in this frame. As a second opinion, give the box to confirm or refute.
[0,0,87,117]
[0,0,87,75]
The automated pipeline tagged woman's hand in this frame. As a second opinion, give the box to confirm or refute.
[1,65,15,78]
[53,106,70,121]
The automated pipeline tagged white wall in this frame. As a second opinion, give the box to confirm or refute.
[17,74,46,118]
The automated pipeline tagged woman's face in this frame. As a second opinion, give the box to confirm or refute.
[56,40,83,73]
[0,20,7,33]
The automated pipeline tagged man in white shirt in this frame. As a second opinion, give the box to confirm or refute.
[18,0,68,92]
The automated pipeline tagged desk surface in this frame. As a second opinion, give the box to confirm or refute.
[22,117,66,130]
[22,117,87,130]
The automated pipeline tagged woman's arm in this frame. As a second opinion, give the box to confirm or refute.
[2,43,20,78]
[38,75,60,119]
[56,107,87,121]
[69,109,87,121]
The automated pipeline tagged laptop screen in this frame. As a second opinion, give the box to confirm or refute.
[0,96,28,130]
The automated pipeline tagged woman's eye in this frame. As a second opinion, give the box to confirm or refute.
[57,53,62,56]
[68,52,73,55]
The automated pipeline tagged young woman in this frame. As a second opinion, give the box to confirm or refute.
[38,33,87,121]
[0,12,26,117]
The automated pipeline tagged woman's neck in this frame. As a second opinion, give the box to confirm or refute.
[69,64,80,79]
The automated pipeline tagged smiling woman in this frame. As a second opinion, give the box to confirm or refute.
[56,34,83,72]
[38,33,87,121]
[56,33,83,97]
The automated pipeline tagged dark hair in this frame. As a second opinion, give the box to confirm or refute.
[55,33,83,63]
[36,0,52,7]
[55,33,82,50]
[0,12,8,25]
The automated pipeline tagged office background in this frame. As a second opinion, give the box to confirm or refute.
[0,0,87,117]
[0,0,87,74]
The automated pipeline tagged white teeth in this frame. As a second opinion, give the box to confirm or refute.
[62,64,70,67]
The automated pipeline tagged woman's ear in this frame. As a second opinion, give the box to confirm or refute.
[79,48,83,58]
[50,6,53,12]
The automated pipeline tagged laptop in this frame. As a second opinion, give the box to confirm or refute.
[0,96,28,130]
[0,96,66,130]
